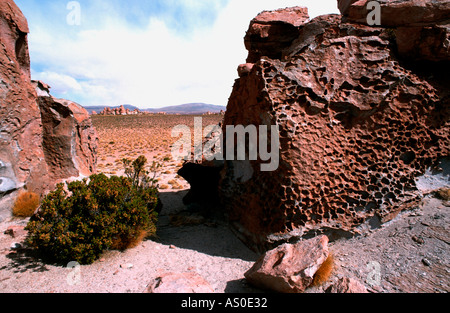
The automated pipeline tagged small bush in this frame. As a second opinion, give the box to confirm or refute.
[13,191,40,218]
[25,173,160,265]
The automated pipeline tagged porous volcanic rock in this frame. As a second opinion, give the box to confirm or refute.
[219,7,450,252]
[244,6,310,63]
[244,235,329,293]
[340,0,450,27]
[338,0,450,62]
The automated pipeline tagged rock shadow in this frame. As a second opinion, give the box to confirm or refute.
[153,190,259,262]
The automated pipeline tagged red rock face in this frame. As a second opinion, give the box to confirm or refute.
[244,7,310,63]
[342,0,450,27]
[0,1,98,219]
[338,0,450,62]
[0,1,50,197]
[36,82,98,179]
[219,7,450,252]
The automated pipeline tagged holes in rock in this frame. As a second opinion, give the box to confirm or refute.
[400,151,416,164]
[272,251,286,269]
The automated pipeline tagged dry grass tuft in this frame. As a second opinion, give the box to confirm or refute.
[111,229,150,251]
[312,254,335,287]
[437,188,450,201]
[13,191,40,218]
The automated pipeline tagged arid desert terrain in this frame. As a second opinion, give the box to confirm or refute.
[1,114,449,293]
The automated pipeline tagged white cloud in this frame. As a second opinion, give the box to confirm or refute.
[32,71,83,95]
[28,0,339,108]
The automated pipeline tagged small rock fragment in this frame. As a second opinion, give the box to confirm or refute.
[326,277,368,294]
[245,235,329,293]
[422,258,432,267]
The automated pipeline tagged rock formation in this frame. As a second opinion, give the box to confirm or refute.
[245,235,330,293]
[218,3,450,252]
[98,105,142,116]
[0,0,98,220]
[34,81,98,180]
[339,0,450,62]
[0,0,51,204]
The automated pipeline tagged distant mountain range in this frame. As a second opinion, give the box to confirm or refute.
[83,103,226,115]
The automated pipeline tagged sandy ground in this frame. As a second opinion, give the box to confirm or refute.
[0,188,262,293]
[1,187,448,293]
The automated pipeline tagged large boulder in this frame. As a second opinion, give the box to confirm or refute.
[0,0,51,208]
[338,0,450,62]
[219,6,450,252]
[339,0,450,27]
[0,0,98,220]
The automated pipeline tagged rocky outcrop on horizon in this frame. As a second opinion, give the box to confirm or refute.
[218,1,450,252]
[98,105,143,116]
[0,0,98,220]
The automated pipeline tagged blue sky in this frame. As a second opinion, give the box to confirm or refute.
[15,0,339,109]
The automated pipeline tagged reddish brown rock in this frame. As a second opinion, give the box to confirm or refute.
[219,9,450,252]
[337,0,450,62]
[341,0,450,27]
[245,235,329,293]
[326,277,369,293]
[35,82,98,179]
[396,23,450,62]
[0,0,51,201]
[244,6,310,63]
[0,1,98,220]
[237,63,255,78]
[146,272,214,293]
[338,0,359,16]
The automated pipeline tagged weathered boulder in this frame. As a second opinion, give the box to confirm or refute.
[340,0,450,27]
[244,6,310,63]
[245,235,329,293]
[146,272,214,293]
[338,0,450,62]
[219,6,450,252]
[395,23,450,62]
[0,0,98,220]
[35,81,98,179]
[0,0,51,202]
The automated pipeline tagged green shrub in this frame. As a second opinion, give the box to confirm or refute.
[25,173,160,265]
